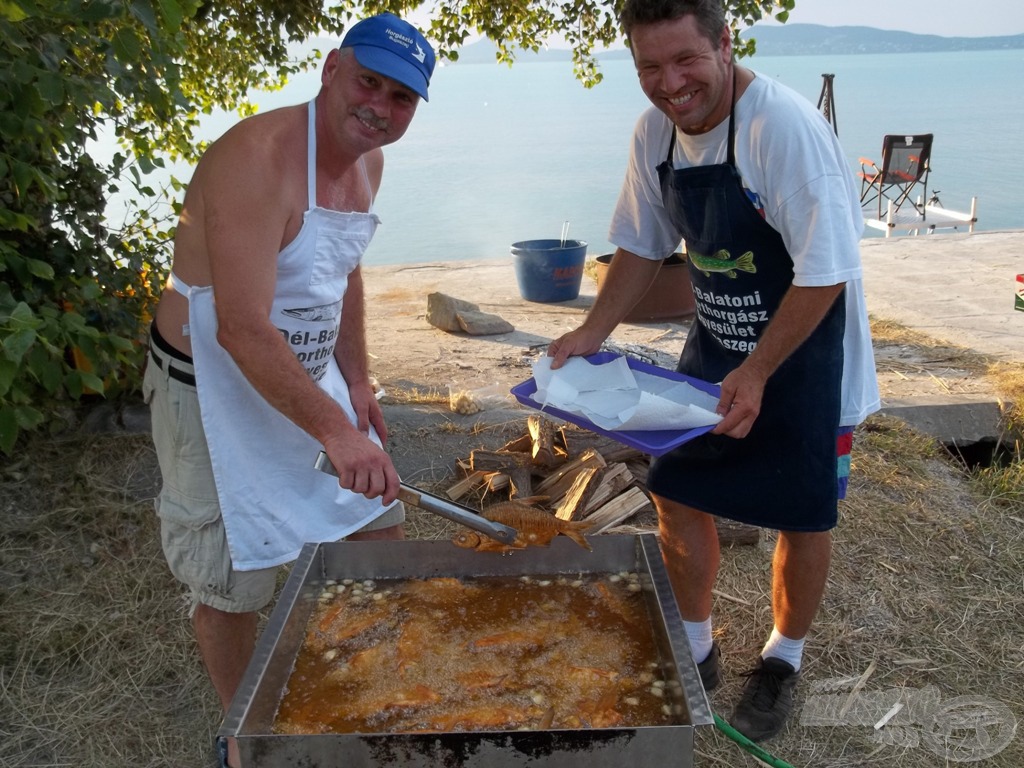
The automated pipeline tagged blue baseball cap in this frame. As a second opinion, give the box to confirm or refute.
[340,13,436,101]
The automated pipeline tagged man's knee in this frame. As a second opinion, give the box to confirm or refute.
[777,528,832,551]
[652,494,709,520]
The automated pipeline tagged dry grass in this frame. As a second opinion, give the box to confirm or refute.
[380,386,449,406]
[0,434,223,768]
[708,415,1024,767]
[1,331,1022,768]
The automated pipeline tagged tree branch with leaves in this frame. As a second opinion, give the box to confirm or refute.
[0,0,791,453]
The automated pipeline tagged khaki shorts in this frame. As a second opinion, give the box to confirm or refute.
[143,328,404,614]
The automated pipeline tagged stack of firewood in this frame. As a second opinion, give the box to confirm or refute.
[446,414,655,534]
[445,415,759,544]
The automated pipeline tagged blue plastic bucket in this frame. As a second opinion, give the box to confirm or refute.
[510,239,588,302]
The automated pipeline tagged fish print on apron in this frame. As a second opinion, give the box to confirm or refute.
[646,79,846,531]
[183,98,396,570]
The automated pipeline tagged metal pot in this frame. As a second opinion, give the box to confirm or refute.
[218,535,712,767]
[594,253,696,322]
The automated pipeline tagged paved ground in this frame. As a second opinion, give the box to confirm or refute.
[858,230,1023,363]
[360,229,1024,404]
[104,230,1023,499]
[108,229,1024,453]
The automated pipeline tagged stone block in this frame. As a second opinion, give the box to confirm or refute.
[426,292,514,336]
[879,395,1007,448]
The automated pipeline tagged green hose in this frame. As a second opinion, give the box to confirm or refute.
[713,713,798,768]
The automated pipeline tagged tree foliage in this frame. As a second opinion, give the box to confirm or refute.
[0,0,792,453]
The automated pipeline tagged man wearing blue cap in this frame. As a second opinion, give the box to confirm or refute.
[143,13,434,767]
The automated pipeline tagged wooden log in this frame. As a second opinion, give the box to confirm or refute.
[583,463,634,513]
[625,459,650,486]
[498,433,532,454]
[509,467,533,499]
[715,518,761,546]
[586,487,652,533]
[599,445,646,464]
[470,449,532,473]
[446,469,488,501]
[555,466,603,521]
[527,415,558,467]
[534,449,606,503]
[486,473,510,493]
[558,427,622,459]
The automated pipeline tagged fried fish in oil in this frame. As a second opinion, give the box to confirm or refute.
[453,501,593,551]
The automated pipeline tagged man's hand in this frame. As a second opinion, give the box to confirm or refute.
[709,360,768,438]
[709,283,845,438]
[322,430,401,506]
[546,327,606,369]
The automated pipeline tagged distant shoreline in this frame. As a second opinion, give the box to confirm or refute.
[451,24,1024,64]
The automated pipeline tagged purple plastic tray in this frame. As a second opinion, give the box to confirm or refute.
[510,352,721,457]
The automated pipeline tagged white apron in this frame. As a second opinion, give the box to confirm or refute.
[177,99,394,571]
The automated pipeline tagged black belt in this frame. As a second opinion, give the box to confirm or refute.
[148,322,197,387]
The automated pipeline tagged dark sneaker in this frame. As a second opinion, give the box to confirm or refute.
[696,641,721,692]
[730,656,799,742]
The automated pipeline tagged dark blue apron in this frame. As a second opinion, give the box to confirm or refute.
[646,91,846,531]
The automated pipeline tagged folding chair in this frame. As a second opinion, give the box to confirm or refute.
[858,134,933,219]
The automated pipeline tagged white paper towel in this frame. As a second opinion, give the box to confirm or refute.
[532,356,722,431]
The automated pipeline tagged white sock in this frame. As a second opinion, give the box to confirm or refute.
[683,617,714,664]
[761,627,805,672]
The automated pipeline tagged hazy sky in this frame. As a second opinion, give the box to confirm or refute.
[755,0,1022,37]
[408,2,1023,40]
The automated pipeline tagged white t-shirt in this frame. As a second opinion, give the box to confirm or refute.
[609,72,880,426]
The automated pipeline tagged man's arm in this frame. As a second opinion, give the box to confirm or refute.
[548,249,663,368]
[333,265,388,445]
[711,283,845,438]
[200,125,399,504]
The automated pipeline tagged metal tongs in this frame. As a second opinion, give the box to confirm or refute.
[314,451,518,545]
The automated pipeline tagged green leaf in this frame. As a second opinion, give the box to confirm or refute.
[25,258,54,280]
[10,159,33,199]
[0,358,17,397]
[80,370,106,395]
[157,0,184,30]
[109,335,136,352]
[2,328,37,362]
[131,0,159,33]
[64,370,84,399]
[79,281,102,301]
[11,302,38,326]
[0,208,35,231]
[13,404,43,429]
[35,72,65,105]
[80,0,122,22]
[112,27,143,62]
[0,406,18,455]
[35,359,63,394]
[0,1,28,22]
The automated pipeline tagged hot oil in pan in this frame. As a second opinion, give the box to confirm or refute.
[274,573,685,734]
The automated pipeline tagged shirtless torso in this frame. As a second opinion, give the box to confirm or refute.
[152,46,415,505]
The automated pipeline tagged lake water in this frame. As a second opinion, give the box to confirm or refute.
[112,48,1024,266]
